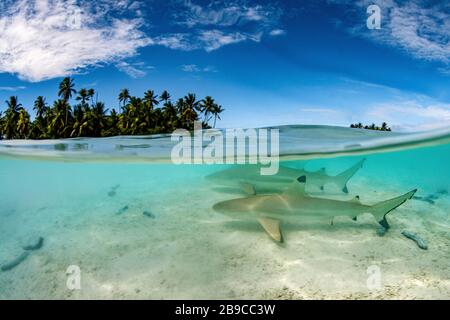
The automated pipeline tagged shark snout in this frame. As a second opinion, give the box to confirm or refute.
[212,201,225,212]
[212,199,250,220]
[212,200,234,214]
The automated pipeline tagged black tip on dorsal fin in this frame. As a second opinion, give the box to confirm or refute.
[356,195,360,200]
[297,176,306,183]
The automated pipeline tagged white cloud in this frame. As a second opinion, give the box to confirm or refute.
[180,64,217,73]
[116,61,153,78]
[176,1,279,28]
[0,86,26,91]
[181,64,200,72]
[199,30,254,52]
[0,0,151,82]
[331,0,450,72]
[160,1,283,52]
[154,29,263,52]
[0,0,285,81]
[269,29,286,36]
[366,100,450,131]
[380,1,449,64]
[153,33,195,51]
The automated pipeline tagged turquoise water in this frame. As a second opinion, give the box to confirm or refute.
[0,125,449,299]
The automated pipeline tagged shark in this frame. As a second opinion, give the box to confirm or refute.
[206,159,365,195]
[213,176,417,242]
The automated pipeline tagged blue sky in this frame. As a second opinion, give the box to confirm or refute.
[0,0,449,131]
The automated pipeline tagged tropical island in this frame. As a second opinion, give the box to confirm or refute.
[350,122,392,131]
[0,78,225,140]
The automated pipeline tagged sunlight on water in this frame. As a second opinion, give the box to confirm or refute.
[0,125,449,299]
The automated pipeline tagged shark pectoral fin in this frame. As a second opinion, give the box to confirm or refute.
[239,182,256,195]
[258,218,283,242]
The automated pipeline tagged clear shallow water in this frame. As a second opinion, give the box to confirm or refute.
[0,125,449,299]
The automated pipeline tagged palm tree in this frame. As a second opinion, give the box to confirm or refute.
[76,89,89,107]
[30,96,48,139]
[91,102,108,137]
[33,96,48,119]
[212,104,225,128]
[200,96,216,124]
[120,96,143,135]
[71,104,85,137]
[141,90,159,132]
[87,89,95,107]
[48,99,71,138]
[58,77,76,102]
[0,111,3,139]
[181,93,200,129]
[143,90,159,110]
[1,80,224,139]
[160,90,171,104]
[17,109,31,138]
[3,96,23,139]
[105,108,120,136]
[58,77,76,125]
[162,101,178,131]
[118,88,130,108]
[5,96,23,114]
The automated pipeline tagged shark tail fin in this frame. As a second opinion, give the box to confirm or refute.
[333,158,366,193]
[371,189,417,229]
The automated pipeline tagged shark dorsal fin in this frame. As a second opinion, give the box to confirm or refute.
[349,195,361,204]
[320,167,326,174]
[283,176,307,197]
[258,218,283,242]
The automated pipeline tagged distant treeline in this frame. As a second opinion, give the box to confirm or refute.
[350,122,392,131]
[0,77,225,140]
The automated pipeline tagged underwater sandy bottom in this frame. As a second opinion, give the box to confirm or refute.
[0,167,449,300]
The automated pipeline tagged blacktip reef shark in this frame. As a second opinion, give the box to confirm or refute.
[213,176,417,243]
[206,159,365,195]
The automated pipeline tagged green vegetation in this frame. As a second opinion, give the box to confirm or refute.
[350,122,392,131]
[0,78,225,140]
